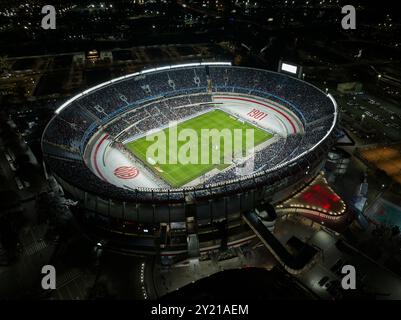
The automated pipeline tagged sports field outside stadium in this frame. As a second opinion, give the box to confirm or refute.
[125,109,273,187]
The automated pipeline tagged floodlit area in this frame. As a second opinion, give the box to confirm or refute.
[2,0,401,304]
[125,109,273,188]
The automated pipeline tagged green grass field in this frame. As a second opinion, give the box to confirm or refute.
[125,109,272,187]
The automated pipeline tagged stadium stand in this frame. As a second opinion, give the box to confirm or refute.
[42,64,337,205]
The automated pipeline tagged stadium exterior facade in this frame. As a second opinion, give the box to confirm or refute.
[42,62,338,256]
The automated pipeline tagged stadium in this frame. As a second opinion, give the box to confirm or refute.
[41,62,338,257]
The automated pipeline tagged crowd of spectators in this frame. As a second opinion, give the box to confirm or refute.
[104,94,212,141]
[209,67,333,123]
[43,65,336,198]
[42,117,82,153]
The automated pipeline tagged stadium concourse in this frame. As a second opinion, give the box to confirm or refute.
[41,62,338,255]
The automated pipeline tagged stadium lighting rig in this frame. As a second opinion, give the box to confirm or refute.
[54,62,232,115]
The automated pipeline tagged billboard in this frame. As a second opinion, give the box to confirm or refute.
[278,60,302,78]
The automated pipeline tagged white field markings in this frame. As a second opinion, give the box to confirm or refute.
[181,132,277,187]
[215,97,303,136]
[124,106,277,188]
[123,108,214,145]
[132,142,182,186]
[95,137,161,189]
[132,140,185,187]
[181,169,218,187]
[130,121,205,186]
[183,114,261,166]
[132,112,269,186]
[163,157,218,186]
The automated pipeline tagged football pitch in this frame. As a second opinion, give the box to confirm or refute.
[125,109,273,187]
